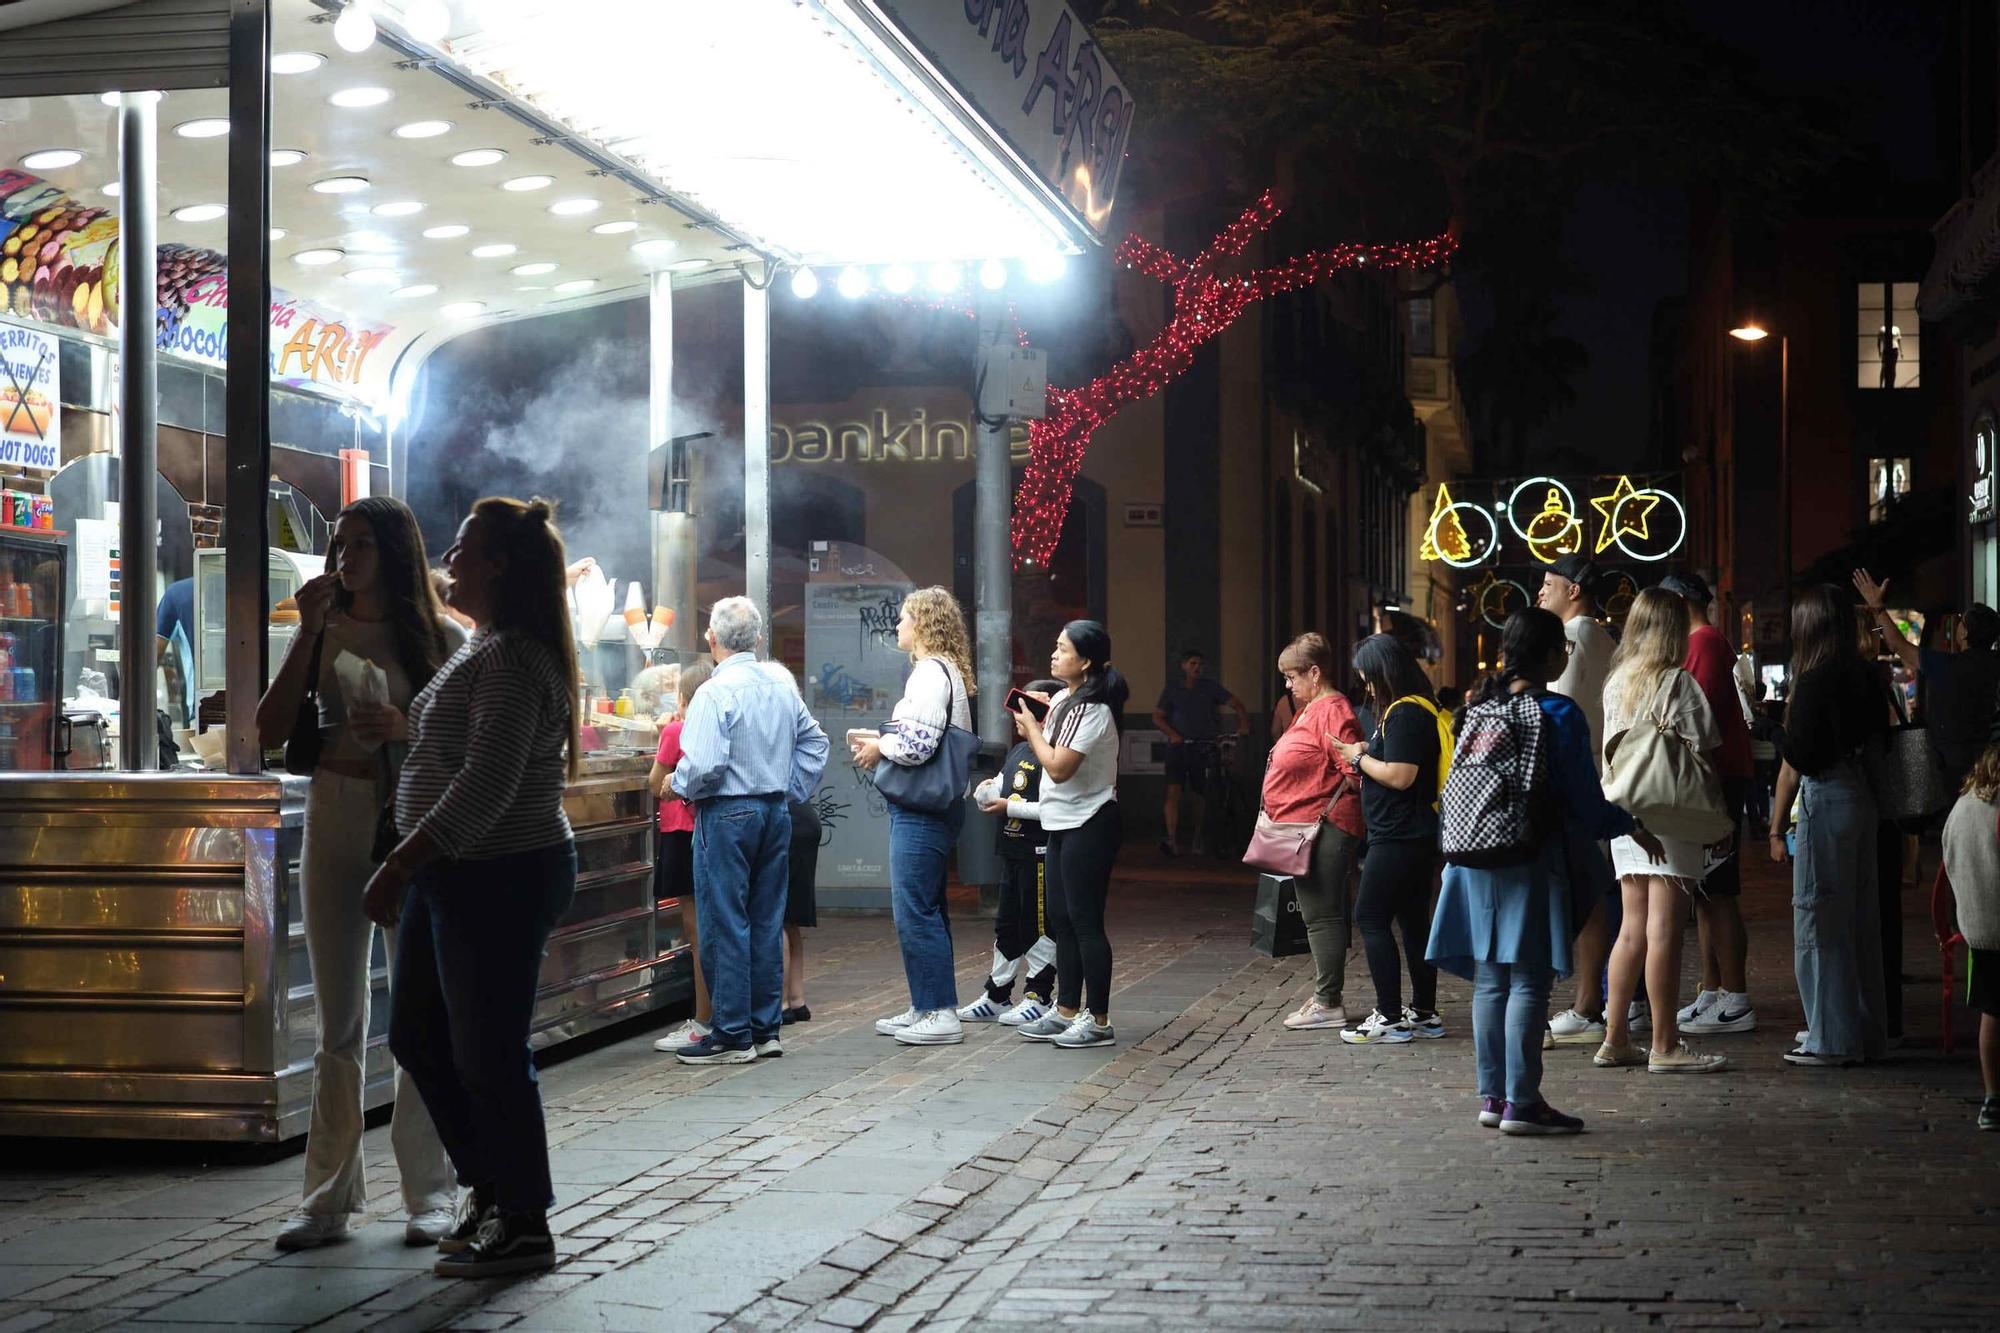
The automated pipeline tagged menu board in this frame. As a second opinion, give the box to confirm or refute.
[803,579,912,892]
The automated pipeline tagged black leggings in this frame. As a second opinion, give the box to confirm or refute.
[1045,803,1121,1016]
[1354,837,1439,1020]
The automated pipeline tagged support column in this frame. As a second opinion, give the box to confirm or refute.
[973,297,1013,742]
[115,93,158,772]
[742,272,772,641]
[648,272,697,656]
[224,0,272,773]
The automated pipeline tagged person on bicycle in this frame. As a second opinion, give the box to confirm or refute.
[1153,647,1249,856]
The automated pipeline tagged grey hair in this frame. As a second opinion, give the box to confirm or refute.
[709,596,763,654]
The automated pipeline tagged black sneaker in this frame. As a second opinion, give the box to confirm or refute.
[674,1033,755,1065]
[1158,837,1178,858]
[781,1005,812,1025]
[1980,1097,1999,1132]
[434,1210,556,1278]
[436,1190,495,1255]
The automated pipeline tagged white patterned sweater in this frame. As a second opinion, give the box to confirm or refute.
[878,657,973,768]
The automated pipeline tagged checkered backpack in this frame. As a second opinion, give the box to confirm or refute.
[1439,689,1553,867]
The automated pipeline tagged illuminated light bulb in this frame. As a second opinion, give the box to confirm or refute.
[402,0,449,44]
[333,1,376,53]
[171,204,226,222]
[392,283,437,298]
[22,149,83,170]
[836,266,869,299]
[271,51,323,75]
[470,243,516,258]
[789,267,820,300]
[422,223,469,239]
[1025,252,1067,284]
[554,279,597,294]
[548,198,599,216]
[371,200,423,217]
[327,87,392,109]
[292,248,345,266]
[500,175,553,192]
[393,120,452,139]
[926,262,961,293]
[449,148,505,167]
[510,261,556,276]
[439,301,486,320]
[882,264,915,294]
[269,149,306,167]
[978,258,1008,291]
[591,220,637,235]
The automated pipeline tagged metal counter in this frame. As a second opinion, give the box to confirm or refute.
[0,751,690,1142]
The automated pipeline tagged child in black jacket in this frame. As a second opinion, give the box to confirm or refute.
[959,679,1062,1025]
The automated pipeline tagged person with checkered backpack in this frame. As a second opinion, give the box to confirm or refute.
[1427,609,1664,1135]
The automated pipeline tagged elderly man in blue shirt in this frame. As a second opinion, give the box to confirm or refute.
[669,596,830,1064]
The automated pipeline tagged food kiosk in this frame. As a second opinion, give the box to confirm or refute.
[0,0,1129,1139]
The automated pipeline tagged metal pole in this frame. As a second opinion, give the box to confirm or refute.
[1778,334,1791,655]
[224,0,272,773]
[742,271,772,643]
[115,93,158,772]
[973,296,1013,743]
[649,272,697,657]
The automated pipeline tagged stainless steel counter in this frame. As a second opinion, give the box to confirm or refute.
[0,751,690,1142]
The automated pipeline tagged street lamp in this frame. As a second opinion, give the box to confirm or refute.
[1730,320,1789,653]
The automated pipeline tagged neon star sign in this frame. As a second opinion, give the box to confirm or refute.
[1419,474,1687,568]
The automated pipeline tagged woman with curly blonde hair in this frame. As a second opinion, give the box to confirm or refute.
[851,586,978,1046]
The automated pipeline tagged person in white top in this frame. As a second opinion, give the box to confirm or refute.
[1538,553,1622,1047]
[255,497,466,1253]
[1010,620,1131,1050]
[1594,588,1727,1075]
[851,587,977,1047]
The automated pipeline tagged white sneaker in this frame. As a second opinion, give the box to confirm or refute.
[1338,1009,1412,1045]
[1795,1028,1811,1046]
[957,996,1006,1022]
[874,1007,919,1036]
[1547,1009,1606,1046]
[653,1019,710,1053]
[405,1208,455,1246]
[1648,1041,1728,1074]
[754,1036,783,1058]
[275,1212,350,1251]
[1052,1015,1115,1048]
[997,997,1047,1026]
[893,1009,965,1045]
[1682,993,1757,1035]
[1629,999,1651,1028]
[1676,989,1718,1026]
[1283,1000,1347,1031]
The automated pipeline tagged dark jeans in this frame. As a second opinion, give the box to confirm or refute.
[1355,836,1439,1019]
[888,801,965,1011]
[1876,820,1904,1039]
[1046,803,1121,1016]
[694,794,791,1047]
[389,839,576,1215]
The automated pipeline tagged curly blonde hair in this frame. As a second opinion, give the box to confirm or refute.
[903,585,977,696]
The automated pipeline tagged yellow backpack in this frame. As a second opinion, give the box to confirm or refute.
[1384,695,1454,810]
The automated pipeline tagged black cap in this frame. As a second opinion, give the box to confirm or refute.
[1659,571,1712,605]
[1548,554,1598,590]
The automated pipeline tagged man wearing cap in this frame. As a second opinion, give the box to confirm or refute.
[1539,554,1623,1046]
[1662,571,1758,1036]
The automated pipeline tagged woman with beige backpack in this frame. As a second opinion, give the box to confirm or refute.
[1594,587,1731,1074]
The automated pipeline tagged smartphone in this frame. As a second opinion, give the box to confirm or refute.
[1004,688,1050,721]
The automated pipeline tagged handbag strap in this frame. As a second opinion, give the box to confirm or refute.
[302,629,325,703]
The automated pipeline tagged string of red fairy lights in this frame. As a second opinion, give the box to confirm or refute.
[890,190,1456,566]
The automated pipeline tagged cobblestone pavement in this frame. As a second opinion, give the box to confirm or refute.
[0,851,1991,1331]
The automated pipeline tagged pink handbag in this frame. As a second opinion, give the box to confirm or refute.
[1242,775,1352,877]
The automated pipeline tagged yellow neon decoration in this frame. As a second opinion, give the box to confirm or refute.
[1590,474,1660,553]
[1524,487,1583,564]
[1420,483,1472,563]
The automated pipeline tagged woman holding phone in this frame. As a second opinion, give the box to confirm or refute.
[255,497,465,1251]
[1012,621,1130,1049]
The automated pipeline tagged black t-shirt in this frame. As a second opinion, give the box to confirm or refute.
[994,740,1045,859]
[1361,699,1440,843]
[1781,656,1889,777]
[1920,646,2000,784]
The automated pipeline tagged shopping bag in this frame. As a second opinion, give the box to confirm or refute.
[1251,873,1309,957]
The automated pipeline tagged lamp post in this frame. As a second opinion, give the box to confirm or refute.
[1731,322,1789,653]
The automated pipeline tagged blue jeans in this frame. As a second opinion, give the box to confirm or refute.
[1473,959,1553,1107]
[1794,765,1887,1059]
[694,794,790,1048]
[389,840,576,1215]
[888,801,964,1010]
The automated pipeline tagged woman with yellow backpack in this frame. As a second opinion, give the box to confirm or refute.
[1335,633,1454,1045]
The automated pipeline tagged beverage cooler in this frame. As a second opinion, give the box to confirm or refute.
[0,531,62,771]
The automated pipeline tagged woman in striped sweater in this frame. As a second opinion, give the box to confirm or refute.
[363,496,581,1280]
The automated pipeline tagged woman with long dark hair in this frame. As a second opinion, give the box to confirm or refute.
[1013,620,1131,1049]
[1334,633,1450,1045]
[257,496,463,1252]
[363,496,583,1277]
[1429,609,1662,1133]
[1768,583,1890,1067]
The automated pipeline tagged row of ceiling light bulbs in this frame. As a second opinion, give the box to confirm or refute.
[790,255,1068,301]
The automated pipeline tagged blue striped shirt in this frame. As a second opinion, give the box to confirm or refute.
[671,652,829,803]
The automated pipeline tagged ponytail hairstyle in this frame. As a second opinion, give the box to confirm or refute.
[1465,608,1567,712]
[335,495,455,692]
[1045,619,1130,744]
[467,495,582,780]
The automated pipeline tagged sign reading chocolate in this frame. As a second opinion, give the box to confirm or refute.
[771,407,1030,465]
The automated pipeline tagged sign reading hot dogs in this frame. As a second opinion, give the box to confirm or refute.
[0,320,59,472]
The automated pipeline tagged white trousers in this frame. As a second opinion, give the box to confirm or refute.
[298,770,456,1218]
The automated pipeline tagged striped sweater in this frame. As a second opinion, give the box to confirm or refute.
[395,627,574,860]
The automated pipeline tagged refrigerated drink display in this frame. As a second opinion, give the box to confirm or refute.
[0,533,64,770]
